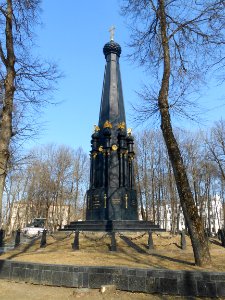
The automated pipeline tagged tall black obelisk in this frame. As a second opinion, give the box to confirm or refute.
[86,32,138,221]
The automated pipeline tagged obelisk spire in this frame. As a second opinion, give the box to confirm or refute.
[98,32,126,132]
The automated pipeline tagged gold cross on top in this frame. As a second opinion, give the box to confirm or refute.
[109,25,115,41]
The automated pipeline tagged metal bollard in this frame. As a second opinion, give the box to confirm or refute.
[110,231,117,251]
[0,229,4,247]
[147,230,154,250]
[14,229,21,247]
[40,229,47,248]
[221,229,225,247]
[72,230,79,250]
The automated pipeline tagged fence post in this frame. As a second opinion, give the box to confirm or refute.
[221,229,225,247]
[0,229,4,247]
[110,231,117,251]
[72,230,80,250]
[14,229,20,248]
[40,229,47,248]
[147,230,154,250]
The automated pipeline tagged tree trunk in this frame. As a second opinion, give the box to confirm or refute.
[158,0,211,266]
[136,166,146,220]
[0,0,16,228]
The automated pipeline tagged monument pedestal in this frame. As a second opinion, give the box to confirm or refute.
[61,220,163,232]
[86,187,138,221]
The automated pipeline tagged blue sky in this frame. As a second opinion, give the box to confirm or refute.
[27,0,225,153]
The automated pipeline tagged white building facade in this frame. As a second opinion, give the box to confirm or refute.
[157,195,224,233]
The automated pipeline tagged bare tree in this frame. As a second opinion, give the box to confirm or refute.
[0,0,60,226]
[206,119,225,228]
[121,0,225,266]
[4,144,89,232]
[207,120,225,181]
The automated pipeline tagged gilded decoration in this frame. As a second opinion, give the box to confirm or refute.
[117,121,126,129]
[112,198,120,205]
[129,153,134,160]
[103,120,112,129]
[94,125,100,132]
[112,144,118,151]
[125,194,128,209]
[127,128,132,136]
[104,193,107,208]
[93,195,100,208]
[98,145,103,152]
[128,156,134,162]
[92,152,97,159]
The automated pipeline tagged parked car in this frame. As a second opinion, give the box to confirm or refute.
[21,218,46,237]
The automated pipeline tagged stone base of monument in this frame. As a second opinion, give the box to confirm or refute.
[60,220,164,232]
[60,220,164,252]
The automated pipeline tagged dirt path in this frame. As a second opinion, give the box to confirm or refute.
[0,280,170,299]
[0,280,208,300]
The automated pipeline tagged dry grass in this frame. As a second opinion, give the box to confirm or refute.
[1,232,224,271]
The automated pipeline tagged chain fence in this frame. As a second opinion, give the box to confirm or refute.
[118,232,147,241]
[153,232,176,239]
[49,231,74,241]
[80,232,109,242]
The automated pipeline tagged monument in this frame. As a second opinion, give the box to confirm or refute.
[64,29,161,232]
[86,26,138,222]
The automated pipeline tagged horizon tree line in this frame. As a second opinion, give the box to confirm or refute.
[2,120,225,236]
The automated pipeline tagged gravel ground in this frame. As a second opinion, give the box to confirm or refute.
[0,280,192,300]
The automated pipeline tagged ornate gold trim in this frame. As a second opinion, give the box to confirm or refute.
[127,128,132,136]
[92,152,97,159]
[125,194,128,209]
[103,120,112,129]
[111,144,118,151]
[104,194,107,208]
[117,121,126,129]
[94,125,100,132]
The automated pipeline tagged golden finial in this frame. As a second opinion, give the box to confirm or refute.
[103,120,112,129]
[117,121,126,129]
[127,128,132,136]
[109,25,115,41]
[94,125,100,132]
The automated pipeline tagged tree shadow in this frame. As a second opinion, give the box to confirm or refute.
[209,238,222,246]
[3,236,41,260]
[150,252,195,266]
[174,242,182,249]
[119,235,147,254]
[142,241,182,250]
[142,243,152,250]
